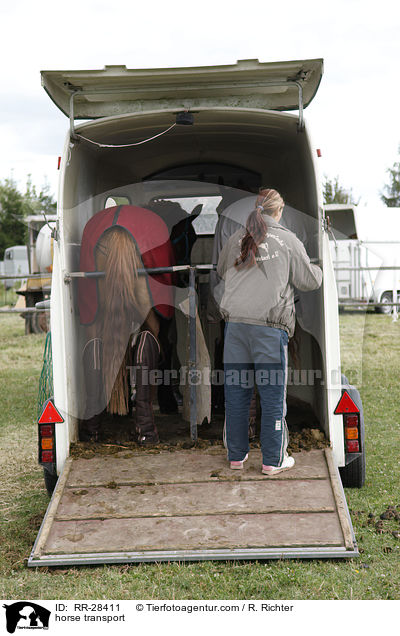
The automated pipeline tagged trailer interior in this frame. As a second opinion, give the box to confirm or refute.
[61,109,327,444]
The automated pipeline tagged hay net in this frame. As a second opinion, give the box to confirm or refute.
[37,331,54,420]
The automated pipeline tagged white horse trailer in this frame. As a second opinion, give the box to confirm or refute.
[29,59,364,567]
[326,203,400,313]
[16,215,57,333]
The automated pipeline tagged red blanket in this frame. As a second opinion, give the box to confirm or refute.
[78,205,175,324]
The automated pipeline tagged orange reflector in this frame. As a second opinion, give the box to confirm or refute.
[346,440,359,453]
[41,438,53,450]
[334,391,359,414]
[345,427,359,439]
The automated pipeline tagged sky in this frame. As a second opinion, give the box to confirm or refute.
[1,0,400,207]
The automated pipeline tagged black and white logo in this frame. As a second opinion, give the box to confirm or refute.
[3,602,50,634]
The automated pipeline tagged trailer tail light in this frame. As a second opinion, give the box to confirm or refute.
[345,427,358,439]
[346,440,360,453]
[345,414,359,427]
[344,413,360,452]
[39,422,56,464]
[335,392,361,454]
[41,450,54,463]
[38,400,63,467]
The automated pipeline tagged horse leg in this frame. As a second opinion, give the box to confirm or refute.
[132,329,161,445]
[143,308,160,338]
[157,317,179,414]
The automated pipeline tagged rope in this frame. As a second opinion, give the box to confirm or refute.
[75,123,177,148]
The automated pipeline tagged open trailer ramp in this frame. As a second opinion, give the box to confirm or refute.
[28,447,358,566]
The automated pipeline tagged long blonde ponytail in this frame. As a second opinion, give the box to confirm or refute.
[235,188,284,269]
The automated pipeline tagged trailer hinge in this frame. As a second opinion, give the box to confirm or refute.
[287,78,304,132]
[65,84,82,141]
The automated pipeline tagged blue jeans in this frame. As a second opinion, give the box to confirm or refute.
[224,322,289,466]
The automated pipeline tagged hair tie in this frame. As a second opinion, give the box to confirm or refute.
[256,205,264,211]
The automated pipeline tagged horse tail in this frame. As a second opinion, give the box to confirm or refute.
[100,227,142,415]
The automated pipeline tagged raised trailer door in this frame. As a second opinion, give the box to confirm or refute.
[41,58,323,121]
[28,447,357,566]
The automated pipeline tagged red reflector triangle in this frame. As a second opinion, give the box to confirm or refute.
[38,401,64,424]
[334,391,359,414]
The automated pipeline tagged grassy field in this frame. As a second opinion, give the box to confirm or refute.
[0,312,399,600]
[0,283,19,308]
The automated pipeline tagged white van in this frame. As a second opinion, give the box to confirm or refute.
[3,245,29,288]
[29,59,364,566]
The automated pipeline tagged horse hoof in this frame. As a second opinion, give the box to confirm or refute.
[137,433,160,446]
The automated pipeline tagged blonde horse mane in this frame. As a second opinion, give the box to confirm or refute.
[95,227,152,415]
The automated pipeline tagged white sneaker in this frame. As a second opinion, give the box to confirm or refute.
[230,454,248,470]
[262,454,295,476]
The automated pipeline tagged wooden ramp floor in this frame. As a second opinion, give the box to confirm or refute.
[29,448,358,566]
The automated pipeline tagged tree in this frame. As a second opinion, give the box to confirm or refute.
[323,175,358,205]
[23,175,56,216]
[381,147,400,207]
[0,178,28,259]
[0,176,56,259]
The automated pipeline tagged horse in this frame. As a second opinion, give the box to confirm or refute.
[79,205,174,443]
[78,202,200,443]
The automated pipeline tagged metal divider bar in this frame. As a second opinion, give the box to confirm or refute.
[0,308,49,314]
[188,267,197,442]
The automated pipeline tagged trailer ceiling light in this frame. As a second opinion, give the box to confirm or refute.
[334,391,359,415]
[176,111,194,125]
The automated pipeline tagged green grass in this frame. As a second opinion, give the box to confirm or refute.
[0,283,19,308]
[0,312,399,600]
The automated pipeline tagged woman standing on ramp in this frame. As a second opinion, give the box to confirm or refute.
[216,189,322,475]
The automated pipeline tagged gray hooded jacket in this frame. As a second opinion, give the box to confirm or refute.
[215,215,322,337]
